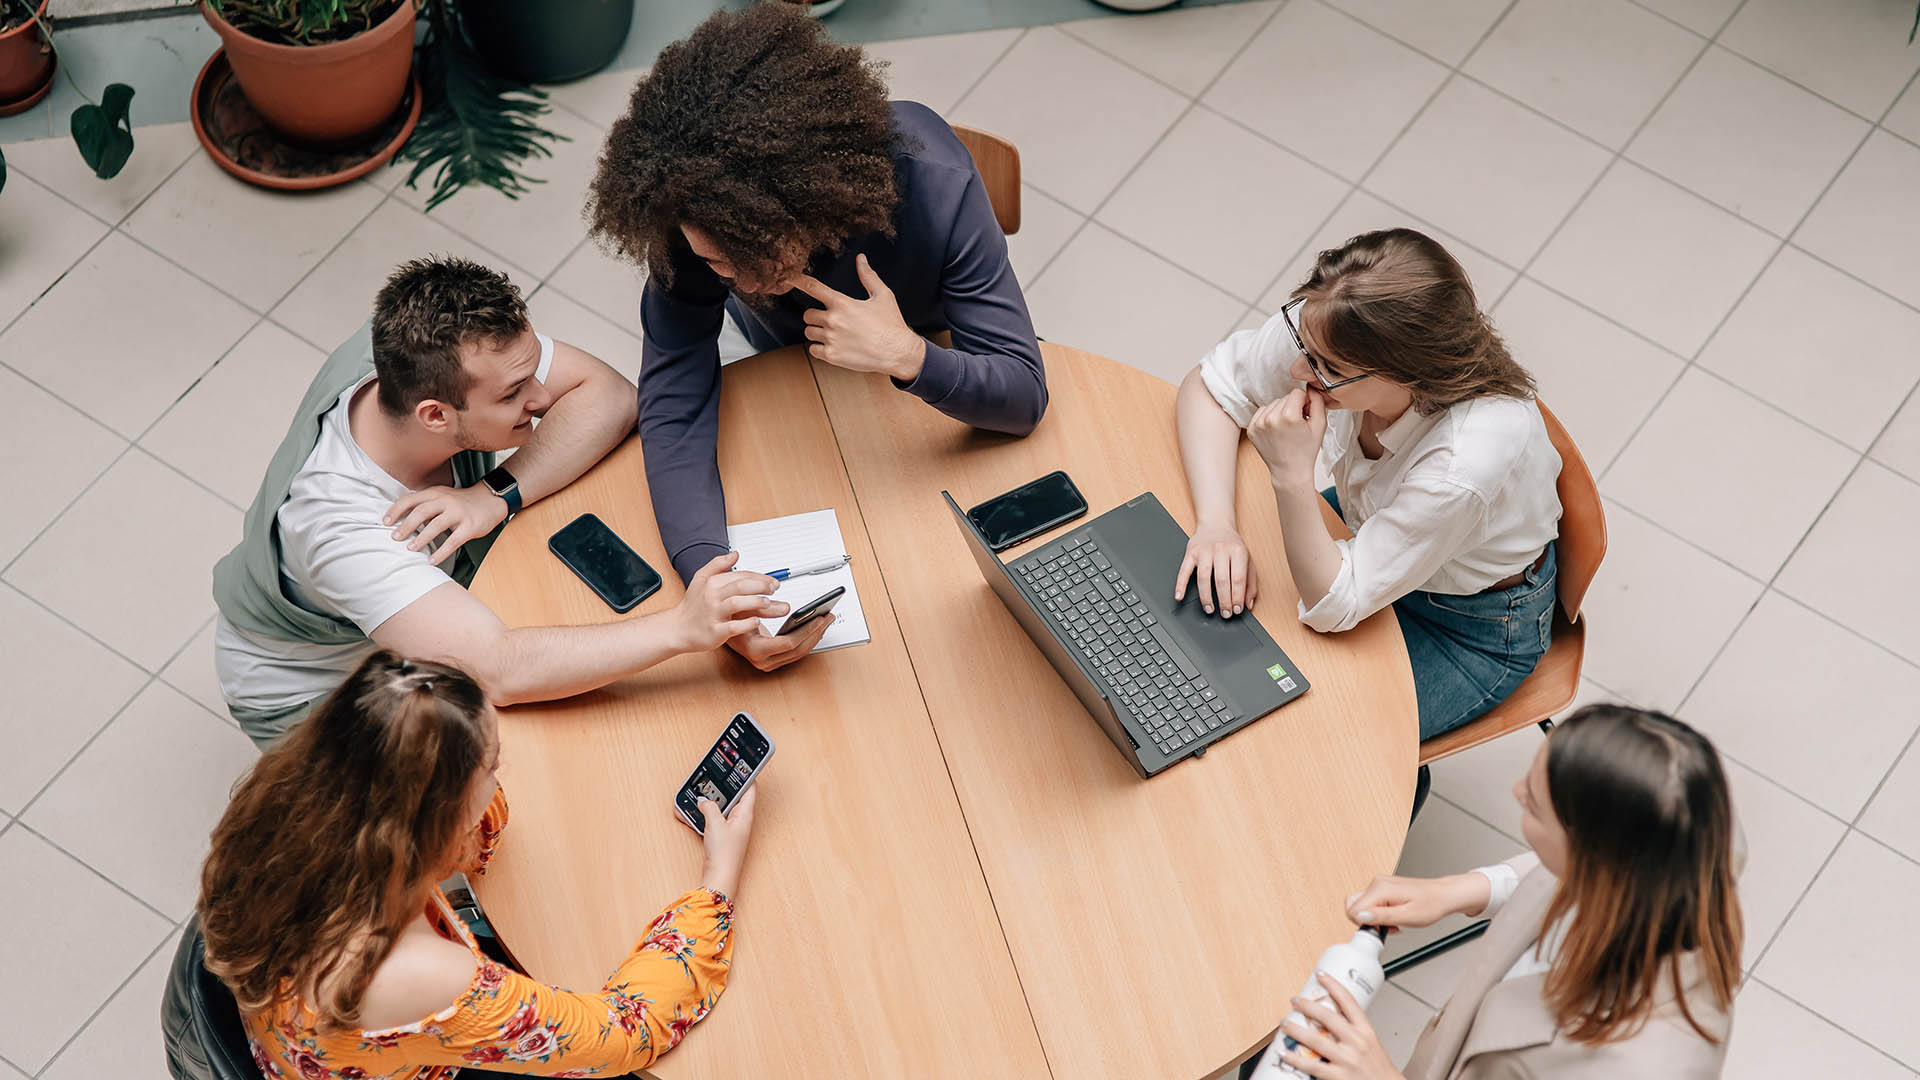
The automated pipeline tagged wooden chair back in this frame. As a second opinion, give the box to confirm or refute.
[1416,398,1606,765]
[951,123,1022,236]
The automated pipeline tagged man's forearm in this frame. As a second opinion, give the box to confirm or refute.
[486,614,688,705]
[497,376,637,507]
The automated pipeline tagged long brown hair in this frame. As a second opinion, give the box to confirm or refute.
[199,651,492,1030]
[1293,228,1534,414]
[1541,705,1743,1045]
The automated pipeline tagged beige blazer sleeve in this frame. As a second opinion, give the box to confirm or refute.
[1403,862,1733,1080]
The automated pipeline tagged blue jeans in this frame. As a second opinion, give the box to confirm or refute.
[1320,489,1556,740]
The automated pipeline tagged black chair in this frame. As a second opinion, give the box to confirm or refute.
[162,914,258,1080]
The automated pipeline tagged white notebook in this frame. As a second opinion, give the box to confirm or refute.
[726,508,871,653]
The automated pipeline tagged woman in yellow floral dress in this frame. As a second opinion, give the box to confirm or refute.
[196,650,757,1079]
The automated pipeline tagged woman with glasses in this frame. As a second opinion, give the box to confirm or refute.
[1174,228,1560,739]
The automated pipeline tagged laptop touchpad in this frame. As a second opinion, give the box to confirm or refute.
[1167,592,1263,661]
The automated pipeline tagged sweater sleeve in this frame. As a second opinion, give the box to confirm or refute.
[892,170,1047,436]
[638,244,735,584]
[392,888,735,1075]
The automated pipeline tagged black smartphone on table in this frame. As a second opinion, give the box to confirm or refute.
[775,585,845,637]
[967,470,1089,552]
[675,713,776,834]
[548,513,663,613]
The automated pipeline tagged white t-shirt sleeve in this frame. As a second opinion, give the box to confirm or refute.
[281,490,454,635]
[533,331,555,383]
[1197,311,1305,429]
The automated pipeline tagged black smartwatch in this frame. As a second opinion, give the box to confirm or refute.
[481,463,522,516]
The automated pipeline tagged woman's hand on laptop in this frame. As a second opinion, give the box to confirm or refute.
[675,553,787,652]
[1174,522,1259,617]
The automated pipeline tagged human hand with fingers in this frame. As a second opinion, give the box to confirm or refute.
[727,613,834,673]
[384,484,511,566]
[792,254,926,382]
[1248,387,1329,493]
[1274,974,1405,1080]
[1173,521,1259,617]
[697,785,757,899]
[674,553,788,653]
[1344,872,1492,930]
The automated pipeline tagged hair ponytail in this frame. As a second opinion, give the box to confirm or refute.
[199,651,491,1030]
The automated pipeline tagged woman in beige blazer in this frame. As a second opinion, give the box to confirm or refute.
[1272,705,1743,1080]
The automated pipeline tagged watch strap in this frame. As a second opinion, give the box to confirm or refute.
[482,464,522,516]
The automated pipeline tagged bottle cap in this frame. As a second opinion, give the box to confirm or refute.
[1360,925,1388,942]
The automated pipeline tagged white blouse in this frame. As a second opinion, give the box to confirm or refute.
[1198,311,1563,633]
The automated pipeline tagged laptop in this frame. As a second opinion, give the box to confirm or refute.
[944,490,1309,777]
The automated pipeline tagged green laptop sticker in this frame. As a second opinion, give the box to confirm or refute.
[1267,663,1286,680]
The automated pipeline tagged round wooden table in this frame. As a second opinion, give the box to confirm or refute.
[468,343,1417,1080]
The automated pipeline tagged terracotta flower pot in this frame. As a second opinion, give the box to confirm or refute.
[0,0,55,113]
[200,0,415,147]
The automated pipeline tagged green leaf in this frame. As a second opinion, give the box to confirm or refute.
[70,83,137,180]
[398,0,565,211]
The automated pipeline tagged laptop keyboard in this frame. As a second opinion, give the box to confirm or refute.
[1015,535,1235,758]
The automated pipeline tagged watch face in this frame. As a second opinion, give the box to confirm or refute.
[485,467,516,494]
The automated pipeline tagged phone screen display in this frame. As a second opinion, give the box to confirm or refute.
[548,514,663,613]
[676,714,773,833]
[969,471,1088,551]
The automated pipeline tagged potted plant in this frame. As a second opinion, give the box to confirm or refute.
[200,0,415,145]
[0,0,53,117]
[457,0,634,84]
[1,0,136,195]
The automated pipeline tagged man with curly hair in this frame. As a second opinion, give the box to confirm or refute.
[587,4,1048,673]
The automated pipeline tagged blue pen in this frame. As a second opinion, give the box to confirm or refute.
[764,555,851,581]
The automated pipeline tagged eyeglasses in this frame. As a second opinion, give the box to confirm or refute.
[1281,297,1369,391]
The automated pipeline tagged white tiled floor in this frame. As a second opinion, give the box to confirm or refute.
[2,2,1919,1076]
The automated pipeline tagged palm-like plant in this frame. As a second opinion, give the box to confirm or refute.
[397,0,567,210]
[200,0,565,209]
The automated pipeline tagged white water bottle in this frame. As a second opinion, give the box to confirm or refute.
[1249,925,1388,1078]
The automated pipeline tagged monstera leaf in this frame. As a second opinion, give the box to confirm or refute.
[70,83,136,180]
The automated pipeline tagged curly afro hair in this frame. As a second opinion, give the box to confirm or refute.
[586,4,899,288]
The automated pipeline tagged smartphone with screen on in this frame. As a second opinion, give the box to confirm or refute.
[548,513,663,613]
[967,470,1089,552]
[775,585,845,637]
[675,712,776,834]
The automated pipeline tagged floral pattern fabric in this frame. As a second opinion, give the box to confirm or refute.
[242,788,734,1079]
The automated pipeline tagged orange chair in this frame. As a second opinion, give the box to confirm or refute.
[950,123,1021,236]
[1384,399,1607,976]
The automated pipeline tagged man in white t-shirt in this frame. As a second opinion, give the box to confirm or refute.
[212,256,795,745]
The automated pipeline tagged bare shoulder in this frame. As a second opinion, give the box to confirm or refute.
[354,920,480,1032]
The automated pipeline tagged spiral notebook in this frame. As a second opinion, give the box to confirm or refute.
[727,508,871,653]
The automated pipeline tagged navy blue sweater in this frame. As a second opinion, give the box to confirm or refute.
[637,101,1048,582]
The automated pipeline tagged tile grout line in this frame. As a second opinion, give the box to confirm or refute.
[1013,1,1293,292]
[1660,43,1920,733]
[28,923,183,1080]
[1234,0,1523,323]
[1,181,400,626]
[1744,973,1920,1077]
[0,580,180,685]
[947,25,1031,118]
